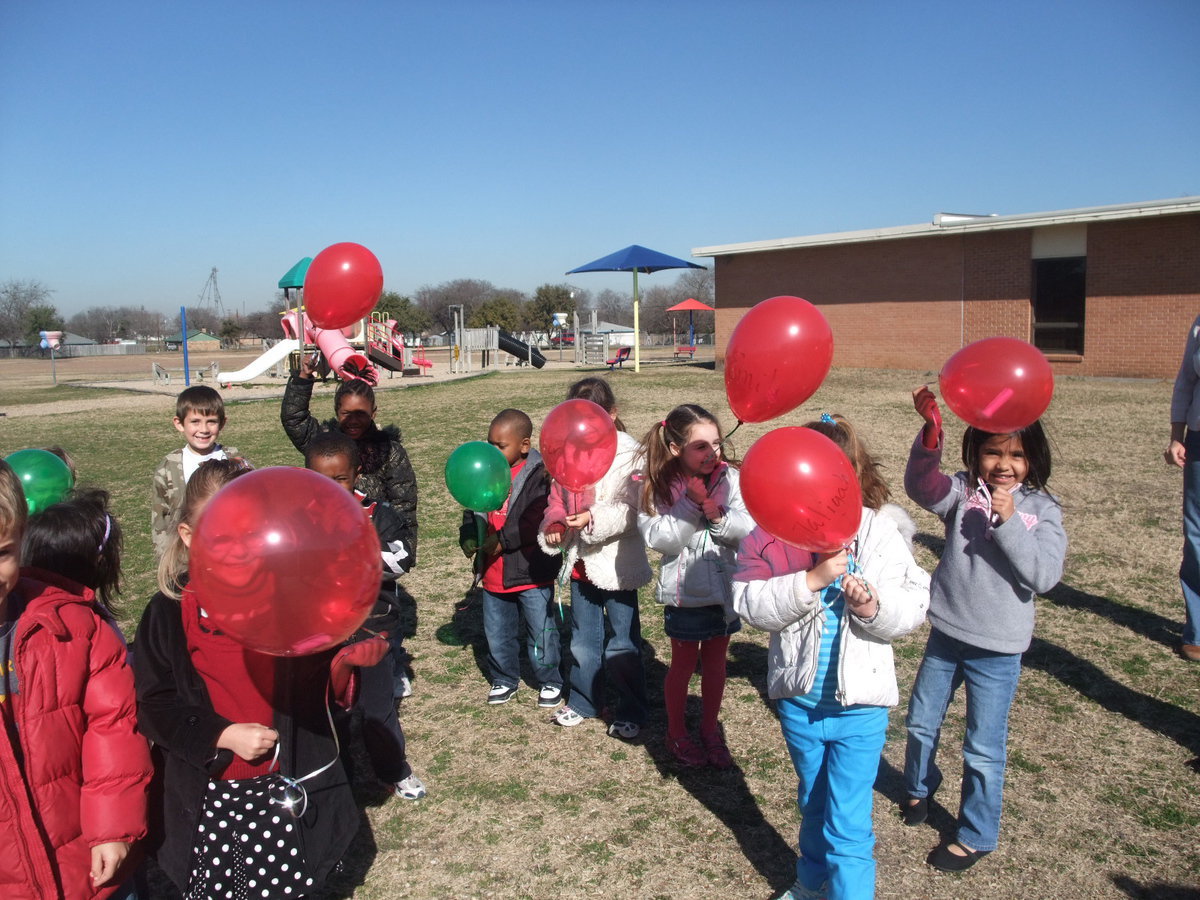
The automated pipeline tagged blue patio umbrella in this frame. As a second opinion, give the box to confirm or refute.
[567,245,705,372]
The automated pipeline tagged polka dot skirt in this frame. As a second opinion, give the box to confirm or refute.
[185,778,316,900]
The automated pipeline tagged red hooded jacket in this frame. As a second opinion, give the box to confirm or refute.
[0,571,151,900]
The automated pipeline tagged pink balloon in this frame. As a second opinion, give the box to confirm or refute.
[740,427,862,553]
[939,337,1054,433]
[189,467,381,656]
[303,242,384,330]
[724,296,834,423]
[539,399,618,492]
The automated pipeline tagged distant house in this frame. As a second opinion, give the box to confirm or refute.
[164,330,221,352]
[578,319,636,347]
[1,331,96,356]
[694,196,1200,378]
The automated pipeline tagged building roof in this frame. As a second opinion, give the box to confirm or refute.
[165,329,220,342]
[693,196,1200,259]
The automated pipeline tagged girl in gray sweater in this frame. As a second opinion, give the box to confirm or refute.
[900,387,1066,873]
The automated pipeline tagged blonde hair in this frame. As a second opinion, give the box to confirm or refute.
[0,460,28,542]
[157,459,251,599]
[803,414,890,510]
[638,403,736,514]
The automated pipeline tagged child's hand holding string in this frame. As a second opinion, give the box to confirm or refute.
[218,722,279,762]
[912,386,942,449]
[685,476,708,506]
[842,574,879,620]
[989,483,1016,524]
[805,549,848,592]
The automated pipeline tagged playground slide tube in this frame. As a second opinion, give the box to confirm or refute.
[497,330,547,368]
[282,311,376,382]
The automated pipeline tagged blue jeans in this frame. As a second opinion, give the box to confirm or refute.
[483,586,562,689]
[1179,430,1200,645]
[778,701,887,900]
[567,581,647,722]
[903,628,1022,852]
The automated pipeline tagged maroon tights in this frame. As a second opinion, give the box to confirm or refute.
[664,635,730,740]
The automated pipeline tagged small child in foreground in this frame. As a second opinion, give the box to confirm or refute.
[0,460,152,899]
[733,414,929,900]
[151,385,240,558]
[460,409,563,707]
[306,431,426,801]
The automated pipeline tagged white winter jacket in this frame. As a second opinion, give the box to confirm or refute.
[732,505,930,706]
[639,464,755,617]
[537,430,653,591]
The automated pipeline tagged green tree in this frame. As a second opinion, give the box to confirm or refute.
[219,317,245,347]
[24,304,64,344]
[525,283,575,333]
[376,291,433,338]
[468,296,522,332]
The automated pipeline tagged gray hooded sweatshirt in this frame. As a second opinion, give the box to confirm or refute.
[904,431,1066,654]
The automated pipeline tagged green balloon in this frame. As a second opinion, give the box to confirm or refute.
[4,448,74,515]
[445,441,511,512]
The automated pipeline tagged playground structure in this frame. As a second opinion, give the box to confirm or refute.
[217,310,423,385]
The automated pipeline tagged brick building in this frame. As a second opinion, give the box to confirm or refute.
[693,196,1200,378]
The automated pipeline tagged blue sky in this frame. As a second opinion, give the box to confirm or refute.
[1,0,1197,318]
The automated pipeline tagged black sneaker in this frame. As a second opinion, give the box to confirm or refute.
[537,684,563,708]
[487,683,517,705]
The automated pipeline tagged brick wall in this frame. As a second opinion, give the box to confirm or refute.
[712,212,1200,379]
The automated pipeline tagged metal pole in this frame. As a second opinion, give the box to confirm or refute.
[632,270,640,373]
[181,307,191,386]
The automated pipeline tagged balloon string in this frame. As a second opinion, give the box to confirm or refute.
[267,680,342,820]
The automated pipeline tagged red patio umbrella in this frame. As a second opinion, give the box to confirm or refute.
[666,297,715,347]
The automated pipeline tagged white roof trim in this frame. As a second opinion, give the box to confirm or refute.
[692,196,1200,258]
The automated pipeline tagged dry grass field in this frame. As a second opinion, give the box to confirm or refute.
[1,353,1197,899]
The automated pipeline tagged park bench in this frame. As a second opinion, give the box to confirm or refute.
[673,345,696,360]
[606,347,631,369]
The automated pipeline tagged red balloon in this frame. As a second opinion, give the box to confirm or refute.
[189,467,381,656]
[740,427,863,553]
[303,242,384,330]
[724,296,834,423]
[539,399,618,493]
[939,337,1054,433]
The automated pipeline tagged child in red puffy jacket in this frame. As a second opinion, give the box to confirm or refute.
[0,460,152,900]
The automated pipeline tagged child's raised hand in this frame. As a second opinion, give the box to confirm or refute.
[90,841,130,887]
[218,722,279,762]
[806,549,848,592]
[685,476,709,506]
[912,386,942,448]
[299,350,321,379]
[842,574,879,620]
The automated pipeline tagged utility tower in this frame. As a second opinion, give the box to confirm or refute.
[197,267,225,320]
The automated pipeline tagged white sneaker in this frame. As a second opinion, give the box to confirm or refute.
[777,879,826,900]
[397,674,413,699]
[487,683,517,705]
[394,773,426,801]
[537,684,563,708]
[552,705,584,727]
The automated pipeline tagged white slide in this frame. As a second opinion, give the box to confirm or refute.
[218,339,300,384]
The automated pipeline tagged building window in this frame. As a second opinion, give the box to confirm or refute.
[1032,257,1085,354]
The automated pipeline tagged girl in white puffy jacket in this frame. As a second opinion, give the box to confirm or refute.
[638,404,754,769]
[732,414,929,900]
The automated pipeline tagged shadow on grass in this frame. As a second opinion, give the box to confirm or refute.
[441,586,574,694]
[1024,636,1200,764]
[1111,873,1200,899]
[1043,582,1184,650]
[639,649,798,894]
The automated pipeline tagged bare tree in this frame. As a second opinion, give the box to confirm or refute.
[0,279,54,346]
[414,279,499,334]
